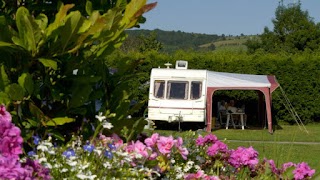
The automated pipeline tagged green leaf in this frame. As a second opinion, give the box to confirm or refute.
[0,92,10,105]
[46,117,75,126]
[0,15,13,42]
[46,4,75,37]
[15,7,42,56]
[38,58,58,70]
[60,11,83,52]
[0,65,9,90]
[85,1,93,16]
[35,13,48,30]
[5,83,24,101]
[18,73,34,95]
[72,76,101,83]
[47,130,65,141]
[29,102,49,126]
[26,118,39,127]
[69,84,92,108]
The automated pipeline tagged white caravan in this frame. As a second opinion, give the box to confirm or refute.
[147,60,279,133]
[148,61,207,123]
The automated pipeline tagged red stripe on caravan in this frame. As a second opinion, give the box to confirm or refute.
[148,106,205,110]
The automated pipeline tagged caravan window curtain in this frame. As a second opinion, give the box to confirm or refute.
[167,81,188,99]
[191,81,202,99]
[154,80,165,99]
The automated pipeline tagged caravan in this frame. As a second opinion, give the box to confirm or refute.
[148,61,207,124]
[147,60,279,133]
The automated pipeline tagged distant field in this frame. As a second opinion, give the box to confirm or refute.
[199,35,258,51]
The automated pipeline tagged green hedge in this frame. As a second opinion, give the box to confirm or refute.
[108,50,320,124]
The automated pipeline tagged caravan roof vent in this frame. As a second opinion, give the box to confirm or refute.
[175,60,188,69]
[164,62,172,69]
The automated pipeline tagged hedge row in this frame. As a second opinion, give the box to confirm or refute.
[107,50,320,124]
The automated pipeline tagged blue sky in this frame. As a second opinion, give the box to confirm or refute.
[138,0,320,35]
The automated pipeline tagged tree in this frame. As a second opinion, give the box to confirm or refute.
[247,0,320,53]
[139,32,163,52]
[0,0,157,143]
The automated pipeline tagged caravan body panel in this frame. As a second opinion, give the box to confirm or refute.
[148,68,207,122]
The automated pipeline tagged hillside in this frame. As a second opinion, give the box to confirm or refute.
[125,29,255,53]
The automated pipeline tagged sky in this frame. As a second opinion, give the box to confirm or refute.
[137,0,320,36]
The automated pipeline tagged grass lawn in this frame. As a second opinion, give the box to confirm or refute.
[147,123,320,177]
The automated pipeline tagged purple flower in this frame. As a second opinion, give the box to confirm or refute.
[0,127,23,157]
[293,162,315,180]
[228,146,259,169]
[207,140,228,157]
[83,144,95,153]
[104,150,113,159]
[22,159,51,179]
[281,162,295,172]
[62,149,75,158]
[196,135,205,146]
[32,135,41,145]
[0,156,30,179]
[108,143,116,150]
[28,150,36,156]
[203,134,218,144]
[266,159,279,175]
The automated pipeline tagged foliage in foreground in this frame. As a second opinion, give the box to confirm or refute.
[0,0,156,145]
[0,105,316,179]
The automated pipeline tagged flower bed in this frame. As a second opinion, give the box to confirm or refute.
[0,105,316,179]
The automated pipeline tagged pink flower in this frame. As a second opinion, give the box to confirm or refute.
[174,137,189,160]
[22,159,51,179]
[149,152,158,160]
[0,105,11,122]
[134,141,149,158]
[0,117,23,157]
[203,175,220,180]
[0,156,29,179]
[145,133,159,147]
[184,170,205,180]
[228,146,259,169]
[203,134,218,144]
[196,135,205,146]
[266,159,279,175]
[293,162,315,180]
[281,162,295,172]
[126,141,149,158]
[207,140,228,157]
[157,136,175,155]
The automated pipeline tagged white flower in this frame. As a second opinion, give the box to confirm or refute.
[61,168,69,173]
[76,174,97,180]
[93,148,102,156]
[67,160,77,167]
[80,163,90,170]
[102,121,113,129]
[171,158,176,164]
[37,144,49,152]
[183,161,194,172]
[103,162,112,169]
[45,163,52,169]
[95,112,107,122]
[38,157,47,163]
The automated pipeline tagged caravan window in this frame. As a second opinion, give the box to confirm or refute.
[154,80,165,98]
[191,81,202,99]
[167,81,188,99]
